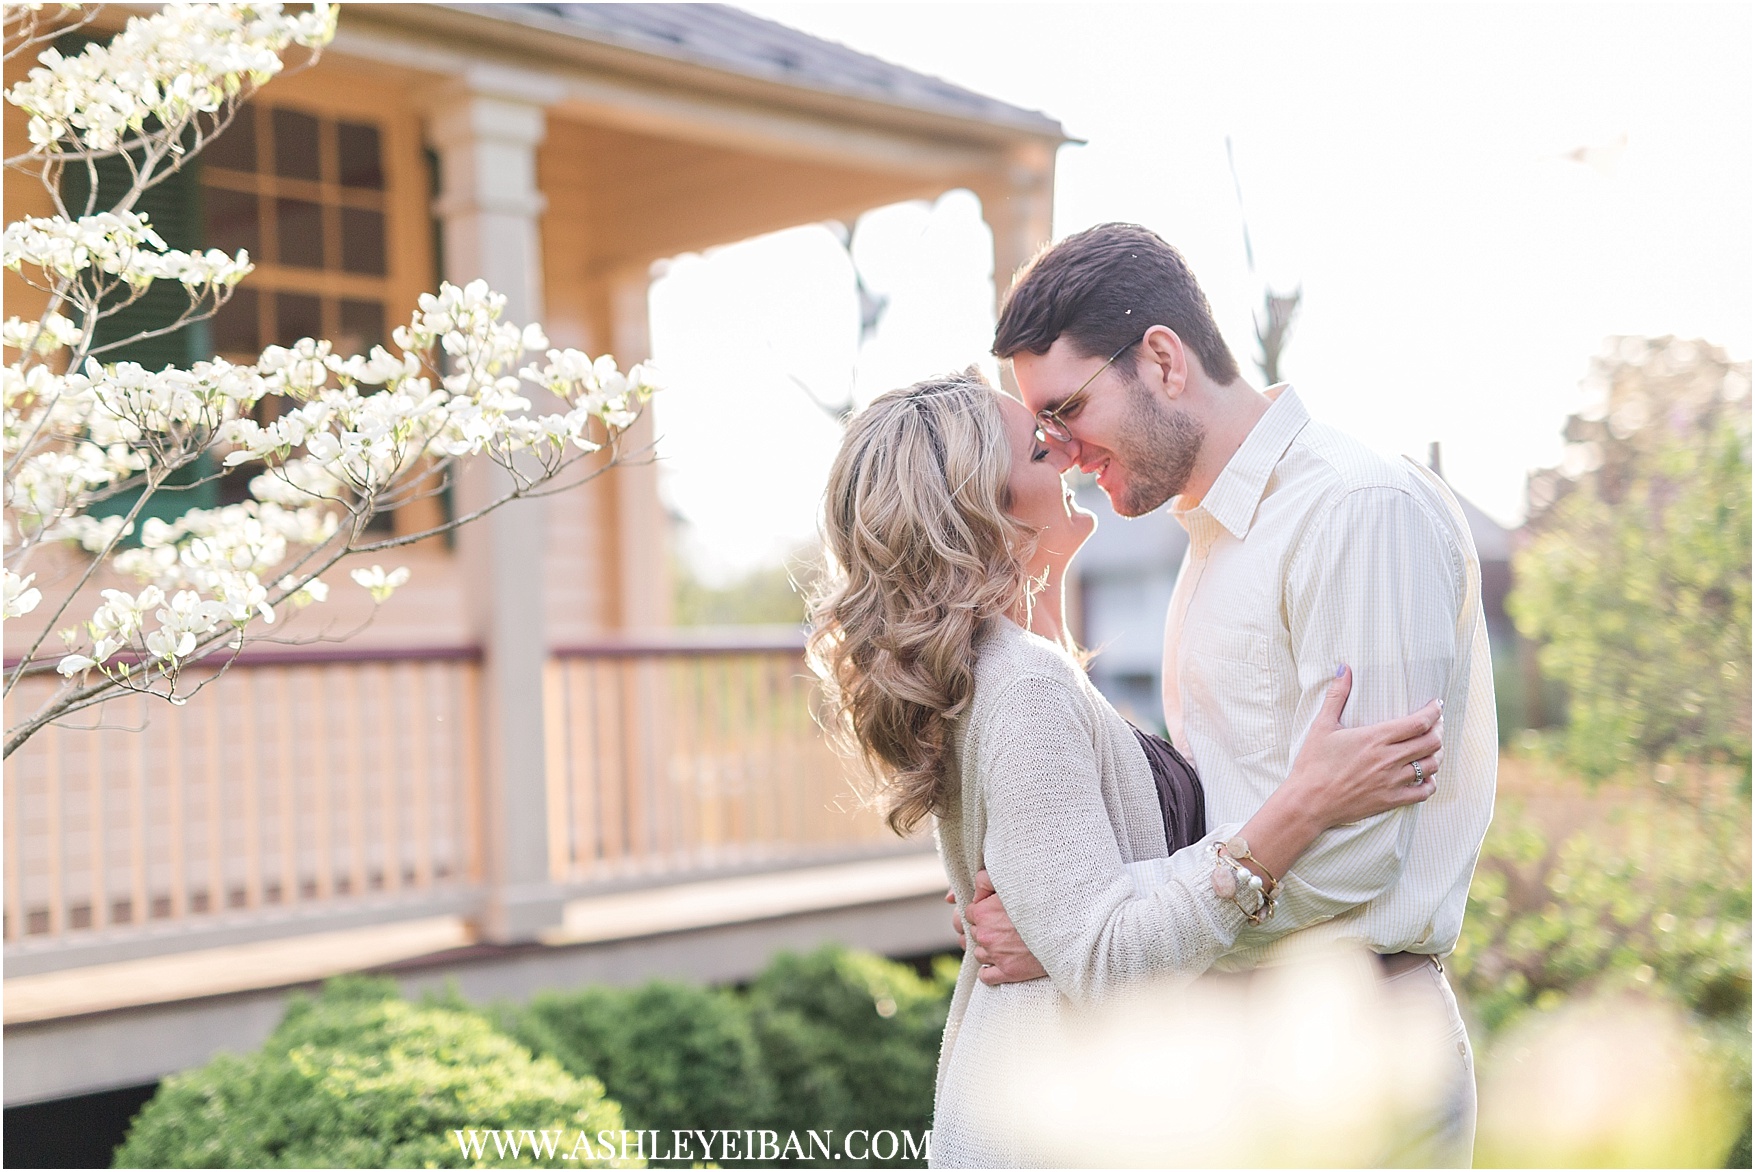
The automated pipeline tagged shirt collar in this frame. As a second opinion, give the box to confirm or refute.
[1173,384,1310,541]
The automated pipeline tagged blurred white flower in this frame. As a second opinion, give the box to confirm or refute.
[2,311,84,355]
[7,2,338,155]
[277,574,329,608]
[56,652,98,677]
[1475,995,1745,1167]
[3,212,252,290]
[350,564,410,603]
[2,570,42,618]
[145,626,196,665]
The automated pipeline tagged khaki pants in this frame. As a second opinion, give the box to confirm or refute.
[1194,952,1479,1168]
[1378,957,1477,1168]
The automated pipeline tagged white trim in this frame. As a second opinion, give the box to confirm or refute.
[542,851,947,945]
[4,915,473,1024]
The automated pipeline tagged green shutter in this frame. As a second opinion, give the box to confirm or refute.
[60,145,210,371]
[58,34,219,530]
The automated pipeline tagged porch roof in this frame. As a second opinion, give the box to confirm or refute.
[445,2,1070,143]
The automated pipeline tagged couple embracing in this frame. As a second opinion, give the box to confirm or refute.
[807,223,1495,1168]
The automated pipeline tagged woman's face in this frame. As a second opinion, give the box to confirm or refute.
[997,391,1097,562]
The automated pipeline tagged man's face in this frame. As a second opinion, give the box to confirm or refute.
[1012,334,1205,517]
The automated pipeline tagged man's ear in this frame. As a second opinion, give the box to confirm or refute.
[1140,324,1189,401]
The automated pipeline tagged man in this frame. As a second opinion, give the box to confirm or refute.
[960,223,1495,1164]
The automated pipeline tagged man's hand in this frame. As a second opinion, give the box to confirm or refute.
[967,868,1048,985]
[947,888,965,949]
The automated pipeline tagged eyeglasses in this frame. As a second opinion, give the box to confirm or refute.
[1033,333,1141,445]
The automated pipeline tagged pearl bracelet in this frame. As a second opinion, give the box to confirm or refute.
[1210,841,1276,925]
[1221,836,1279,894]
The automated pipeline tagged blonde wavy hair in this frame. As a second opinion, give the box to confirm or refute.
[807,370,1036,836]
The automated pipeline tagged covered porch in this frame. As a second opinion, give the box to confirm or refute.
[3,2,1064,1105]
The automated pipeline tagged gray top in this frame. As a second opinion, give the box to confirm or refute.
[931,619,1243,1167]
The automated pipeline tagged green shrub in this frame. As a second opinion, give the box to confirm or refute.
[743,946,956,1166]
[499,981,772,1166]
[498,947,954,1168]
[114,976,632,1169]
[1452,789,1751,1033]
[1452,778,1751,1166]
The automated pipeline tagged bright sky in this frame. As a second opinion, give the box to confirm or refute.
[651,3,1752,584]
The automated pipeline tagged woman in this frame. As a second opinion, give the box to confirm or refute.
[807,372,1442,1167]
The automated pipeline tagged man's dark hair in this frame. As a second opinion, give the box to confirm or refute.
[992,223,1240,386]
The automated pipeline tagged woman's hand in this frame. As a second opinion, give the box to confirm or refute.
[1284,665,1443,828]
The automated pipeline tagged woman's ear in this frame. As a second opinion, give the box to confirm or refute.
[1140,325,1189,401]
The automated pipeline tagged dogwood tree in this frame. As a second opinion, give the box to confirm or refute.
[2,3,661,755]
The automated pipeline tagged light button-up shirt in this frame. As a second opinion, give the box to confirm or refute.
[1163,386,1497,968]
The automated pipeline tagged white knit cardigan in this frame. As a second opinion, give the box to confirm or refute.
[929,618,1247,1169]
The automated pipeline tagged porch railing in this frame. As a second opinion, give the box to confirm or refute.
[544,633,889,885]
[4,633,889,957]
[4,651,484,948]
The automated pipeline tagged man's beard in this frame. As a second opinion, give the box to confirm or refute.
[1109,375,1204,517]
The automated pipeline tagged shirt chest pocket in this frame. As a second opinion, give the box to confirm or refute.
[1182,628,1276,762]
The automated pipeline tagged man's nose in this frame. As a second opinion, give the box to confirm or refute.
[1073,442,1106,475]
[1046,435,1080,473]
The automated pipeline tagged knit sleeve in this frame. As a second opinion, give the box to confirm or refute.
[973,672,1249,1004]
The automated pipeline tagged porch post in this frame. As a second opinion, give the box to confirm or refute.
[972,141,1057,341]
[972,142,1065,630]
[426,87,565,942]
[608,264,671,632]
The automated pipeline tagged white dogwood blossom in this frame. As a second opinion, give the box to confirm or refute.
[349,564,410,603]
[277,574,328,608]
[2,311,85,355]
[56,584,161,676]
[5,6,659,756]
[16,279,659,727]
[48,513,133,553]
[3,211,252,290]
[7,3,337,156]
[3,570,43,619]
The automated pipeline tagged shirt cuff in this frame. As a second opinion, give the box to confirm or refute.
[1123,819,1254,937]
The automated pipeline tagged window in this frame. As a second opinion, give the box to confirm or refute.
[205,101,392,363]
[202,101,424,532]
[60,77,438,537]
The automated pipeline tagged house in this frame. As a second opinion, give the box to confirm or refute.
[1073,477,1188,735]
[2,3,1066,1107]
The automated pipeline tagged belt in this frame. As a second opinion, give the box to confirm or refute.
[1375,951,1438,979]
[1204,951,1440,987]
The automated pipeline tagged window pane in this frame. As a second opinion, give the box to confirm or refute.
[338,122,384,189]
[275,198,324,269]
[271,108,321,181]
[203,185,260,259]
[274,291,322,345]
[203,103,257,172]
[338,299,387,356]
[339,207,386,275]
[212,286,260,355]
